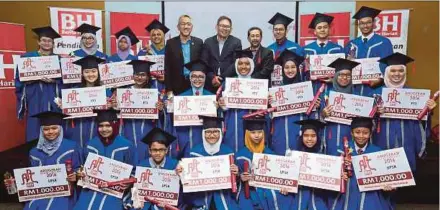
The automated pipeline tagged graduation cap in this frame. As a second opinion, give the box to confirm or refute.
[128,60,155,74]
[353,6,381,20]
[378,52,414,66]
[32,26,61,39]
[295,119,326,133]
[235,50,253,60]
[350,117,373,130]
[308,13,334,29]
[93,109,120,124]
[199,115,223,129]
[141,127,176,147]
[276,50,305,66]
[184,59,208,73]
[244,118,266,131]
[328,58,360,72]
[73,55,105,70]
[74,23,101,35]
[115,27,139,46]
[31,111,69,126]
[145,19,170,34]
[268,12,294,28]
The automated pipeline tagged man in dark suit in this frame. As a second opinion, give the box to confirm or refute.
[245,27,274,80]
[164,15,203,96]
[201,16,242,92]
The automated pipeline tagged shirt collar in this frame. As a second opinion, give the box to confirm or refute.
[354,143,368,153]
[149,157,166,168]
[317,39,328,46]
[361,32,374,41]
[192,87,203,95]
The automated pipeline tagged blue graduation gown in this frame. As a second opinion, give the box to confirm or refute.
[173,88,214,159]
[73,135,138,210]
[268,39,304,57]
[15,51,63,141]
[271,113,305,155]
[369,86,429,172]
[344,34,393,96]
[24,139,82,210]
[107,54,137,63]
[328,141,391,210]
[137,45,166,93]
[235,147,295,210]
[120,118,159,162]
[184,144,239,210]
[70,49,108,60]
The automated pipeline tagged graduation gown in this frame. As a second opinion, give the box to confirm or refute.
[107,54,138,63]
[184,144,239,210]
[328,141,390,210]
[235,147,294,210]
[15,51,63,141]
[137,44,167,93]
[268,39,304,57]
[173,88,214,159]
[24,139,82,210]
[271,113,305,155]
[120,117,159,162]
[344,34,393,96]
[70,49,108,60]
[73,135,138,210]
[369,86,429,172]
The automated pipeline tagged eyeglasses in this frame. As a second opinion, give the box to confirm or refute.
[273,28,286,32]
[338,73,352,78]
[218,24,231,29]
[149,148,167,153]
[82,37,95,40]
[190,75,205,80]
[205,130,220,135]
[179,22,193,27]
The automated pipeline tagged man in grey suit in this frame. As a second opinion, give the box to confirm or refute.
[201,16,242,92]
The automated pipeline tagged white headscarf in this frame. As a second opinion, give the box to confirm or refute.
[235,57,255,79]
[80,33,98,55]
[36,126,63,156]
[202,128,223,155]
[384,64,406,88]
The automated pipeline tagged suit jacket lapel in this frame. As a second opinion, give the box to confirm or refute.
[219,36,231,60]
[176,37,184,63]
[213,36,220,61]
[189,36,196,62]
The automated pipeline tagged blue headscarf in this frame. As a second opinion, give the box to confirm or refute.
[36,126,63,156]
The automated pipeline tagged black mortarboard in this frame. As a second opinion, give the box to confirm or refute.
[73,55,105,70]
[31,111,69,126]
[328,58,360,72]
[378,52,414,66]
[309,13,334,29]
[184,59,208,73]
[268,12,294,28]
[353,6,381,20]
[145,19,170,34]
[93,109,120,124]
[128,60,155,74]
[115,27,139,45]
[199,115,223,129]
[74,23,101,35]
[141,127,176,147]
[32,26,61,39]
[244,118,266,131]
[295,119,326,133]
[350,117,373,130]
[276,50,305,66]
[235,50,253,60]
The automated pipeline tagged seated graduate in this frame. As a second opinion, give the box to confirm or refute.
[329,117,393,210]
[177,115,239,210]
[74,109,137,210]
[292,119,328,210]
[235,118,294,210]
[22,111,81,210]
[173,60,214,159]
[70,23,107,59]
[108,27,139,62]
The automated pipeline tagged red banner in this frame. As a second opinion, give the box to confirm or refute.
[0,22,26,151]
[110,12,160,55]
[299,12,350,47]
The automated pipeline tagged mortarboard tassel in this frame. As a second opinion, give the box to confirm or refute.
[376,119,381,133]
[328,129,332,139]
[71,119,75,128]
[176,140,180,152]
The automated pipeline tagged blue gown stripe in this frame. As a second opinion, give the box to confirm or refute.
[366,41,383,58]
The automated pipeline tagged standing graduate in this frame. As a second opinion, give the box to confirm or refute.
[180,116,239,209]
[74,109,138,210]
[267,13,304,57]
[344,6,393,96]
[108,27,139,62]
[120,60,165,161]
[236,118,294,210]
[15,26,63,142]
[292,119,328,210]
[173,59,214,159]
[270,50,321,155]
[23,111,81,210]
[70,23,107,60]
[329,117,393,210]
[371,53,437,172]
[320,58,361,155]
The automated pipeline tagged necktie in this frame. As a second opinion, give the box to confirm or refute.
[195,90,200,96]
[363,38,368,44]
[357,149,363,155]
[319,43,325,48]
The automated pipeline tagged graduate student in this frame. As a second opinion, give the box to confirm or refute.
[344,6,393,96]
[108,27,139,62]
[236,118,294,210]
[74,109,137,210]
[15,26,63,142]
[22,111,81,210]
[70,23,107,60]
[267,13,304,57]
